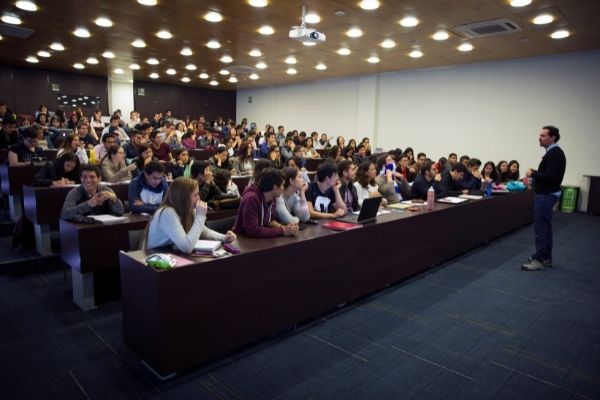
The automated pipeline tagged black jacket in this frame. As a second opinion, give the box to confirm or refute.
[438,170,463,197]
[33,159,80,187]
[339,180,359,211]
[410,174,442,200]
[533,146,566,194]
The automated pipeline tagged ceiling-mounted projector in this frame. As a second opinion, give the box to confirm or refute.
[289,6,326,44]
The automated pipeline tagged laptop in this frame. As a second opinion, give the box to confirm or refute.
[337,196,382,224]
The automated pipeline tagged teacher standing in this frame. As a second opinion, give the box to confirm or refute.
[522,125,566,271]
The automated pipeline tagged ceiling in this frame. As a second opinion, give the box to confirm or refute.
[0,0,599,90]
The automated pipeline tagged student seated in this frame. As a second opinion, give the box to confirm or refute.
[232,141,255,176]
[338,160,359,212]
[142,177,236,254]
[100,145,136,183]
[438,163,468,197]
[60,165,124,219]
[233,168,299,237]
[276,167,310,225]
[8,127,44,166]
[171,148,194,179]
[57,133,89,165]
[213,169,240,198]
[33,152,80,187]
[375,154,410,204]
[481,161,500,184]
[497,160,509,183]
[305,162,346,219]
[208,145,233,172]
[411,161,442,200]
[507,160,520,181]
[129,160,168,215]
[130,144,153,177]
[190,161,236,203]
[354,161,386,207]
[459,158,482,191]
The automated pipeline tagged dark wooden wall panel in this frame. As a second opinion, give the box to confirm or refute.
[0,65,109,117]
[133,80,236,122]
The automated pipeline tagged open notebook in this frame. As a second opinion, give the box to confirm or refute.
[194,240,222,252]
[88,214,127,223]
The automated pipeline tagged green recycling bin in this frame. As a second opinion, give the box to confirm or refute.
[560,186,580,213]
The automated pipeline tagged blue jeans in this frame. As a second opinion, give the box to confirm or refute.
[533,194,559,261]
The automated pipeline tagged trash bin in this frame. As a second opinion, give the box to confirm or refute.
[560,186,580,213]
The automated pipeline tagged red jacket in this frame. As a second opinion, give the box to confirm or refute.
[233,185,284,237]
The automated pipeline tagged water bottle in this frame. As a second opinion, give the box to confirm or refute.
[427,186,434,210]
[484,181,493,197]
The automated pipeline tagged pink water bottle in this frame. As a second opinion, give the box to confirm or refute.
[427,186,435,210]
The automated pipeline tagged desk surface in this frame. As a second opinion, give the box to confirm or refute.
[120,190,534,375]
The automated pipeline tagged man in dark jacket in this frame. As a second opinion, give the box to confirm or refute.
[338,160,359,212]
[128,161,168,214]
[522,125,566,271]
[438,163,468,197]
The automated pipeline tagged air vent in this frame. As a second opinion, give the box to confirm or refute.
[454,18,521,38]
[0,23,34,39]
[224,65,257,74]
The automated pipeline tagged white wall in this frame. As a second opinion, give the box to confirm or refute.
[108,79,135,118]
[237,50,600,211]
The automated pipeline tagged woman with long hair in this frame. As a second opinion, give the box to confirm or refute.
[354,160,385,207]
[100,144,136,183]
[143,177,236,253]
[507,160,520,181]
[232,141,255,175]
[276,167,310,225]
[482,161,500,183]
[304,137,319,159]
[497,160,509,183]
[57,133,89,165]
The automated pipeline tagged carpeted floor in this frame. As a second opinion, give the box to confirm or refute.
[1,212,599,400]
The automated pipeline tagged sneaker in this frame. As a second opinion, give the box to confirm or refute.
[521,259,546,271]
[527,256,552,268]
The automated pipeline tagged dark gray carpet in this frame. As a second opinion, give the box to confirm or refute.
[1,212,599,400]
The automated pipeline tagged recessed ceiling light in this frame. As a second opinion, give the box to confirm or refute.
[510,0,531,7]
[209,80,218,86]
[147,58,159,65]
[16,1,38,12]
[204,11,223,22]
[199,72,209,79]
[228,76,238,83]
[346,27,363,37]
[73,28,90,38]
[156,30,172,39]
[102,51,115,59]
[249,0,268,7]
[37,50,51,58]
[114,68,124,74]
[286,68,297,75]
[149,73,159,79]
[180,47,193,56]
[380,39,396,48]
[86,57,99,64]
[94,17,113,27]
[458,43,474,52]
[551,29,570,39]
[185,64,197,70]
[137,0,157,5]
[132,39,146,48]
[166,68,176,75]
[219,69,230,75]
[409,49,423,58]
[399,16,419,27]
[26,56,39,63]
[181,77,191,83]
[432,30,449,41]
[285,56,297,64]
[249,73,259,80]
[337,47,351,55]
[359,0,380,10]
[50,42,65,51]
[220,55,233,63]
[206,40,221,49]
[258,25,274,35]
[1,14,22,25]
[367,56,380,63]
[0,35,4,40]
[533,14,554,25]
[256,61,267,69]
[249,49,262,57]
[73,63,85,69]
[130,63,140,70]
[305,13,320,23]
[302,41,316,46]
[315,63,327,70]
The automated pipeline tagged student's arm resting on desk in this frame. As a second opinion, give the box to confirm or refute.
[61,188,91,219]
[237,196,284,237]
[275,196,300,225]
[128,178,160,214]
[150,207,221,253]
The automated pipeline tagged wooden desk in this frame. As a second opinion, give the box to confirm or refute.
[23,184,130,255]
[0,149,56,164]
[304,157,325,171]
[120,190,534,376]
[0,164,44,220]
[189,149,213,161]
[583,175,600,215]
[60,213,151,310]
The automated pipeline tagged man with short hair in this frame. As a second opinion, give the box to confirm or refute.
[415,152,427,171]
[411,161,442,200]
[447,153,458,167]
[281,136,295,162]
[233,168,299,237]
[459,155,470,166]
[305,163,347,219]
[276,125,286,146]
[438,163,469,197]
[0,100,15,124]
[93,131,118,161]
[338,160,359,212]
[522,125,567,271]
[128,161,168,214]
[0,118,19,149]
[353,144,367,165]
[102,115,129,143]
[77,122,98,148]
[259,131,277,158]
[124,130,145,160]
[61,164,124,219]
[460,158,482,191]
[8,127,44,166]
